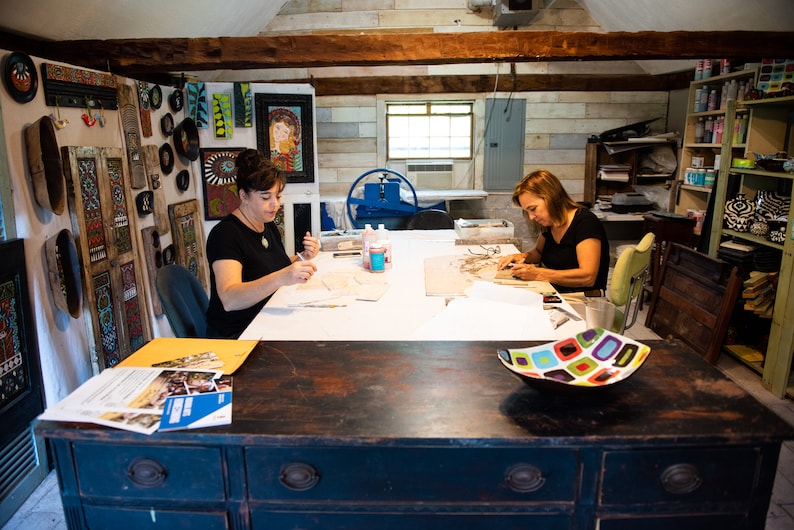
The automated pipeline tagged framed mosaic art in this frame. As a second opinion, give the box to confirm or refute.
[0,238,44,448]
[255,93,315,184]
[200,147,244,220]
[168,199,208,291]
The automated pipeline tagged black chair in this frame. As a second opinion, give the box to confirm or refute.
[406,209,454,230]
[156,264,209,338]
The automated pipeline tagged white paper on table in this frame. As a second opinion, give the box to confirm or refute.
[411,281,553,340]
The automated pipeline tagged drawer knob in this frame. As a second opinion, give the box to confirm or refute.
[127,458,168,488]
[505,463,545,493]
[280,462,320,491]
[660,463,702,494]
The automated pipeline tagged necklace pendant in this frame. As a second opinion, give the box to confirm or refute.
[262,236,269,248]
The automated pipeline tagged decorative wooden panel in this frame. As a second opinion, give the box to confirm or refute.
[168,199,208,291]
[62,146,152,369]
[141,144,169,235]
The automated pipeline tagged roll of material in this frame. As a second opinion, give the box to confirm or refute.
[597,169,629,182]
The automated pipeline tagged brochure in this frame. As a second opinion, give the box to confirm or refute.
[38,366,232,435]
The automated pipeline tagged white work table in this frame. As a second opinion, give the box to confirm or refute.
[240,230,586,341]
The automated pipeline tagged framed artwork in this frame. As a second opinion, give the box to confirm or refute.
[168,199,207,291]
[255,93,315,184]
[200,147,245,220]
[0,238,44,447]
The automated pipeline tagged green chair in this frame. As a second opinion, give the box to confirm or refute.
[608,232,655,334]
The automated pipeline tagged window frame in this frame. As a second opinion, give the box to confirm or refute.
[385,100,474,161]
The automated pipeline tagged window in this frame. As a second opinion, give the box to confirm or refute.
[386,102,473,160]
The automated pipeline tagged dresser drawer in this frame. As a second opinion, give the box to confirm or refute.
[251,509,571,530]
[600,447,759,506]
[72,442,225,501]
[598,513,748,530]
[246,446,578,503]
[83,505,228,529]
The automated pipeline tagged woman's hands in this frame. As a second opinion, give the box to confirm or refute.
[285,260,317,284]
[497,252,528,270]
[295,231,320,261]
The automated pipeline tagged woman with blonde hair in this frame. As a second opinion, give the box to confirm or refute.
[497,169,609,293]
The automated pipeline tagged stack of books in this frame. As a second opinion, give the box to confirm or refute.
[742,271,778,319]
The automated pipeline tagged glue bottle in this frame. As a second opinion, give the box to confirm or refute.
[376,223,392,269]
[362,223,376,269]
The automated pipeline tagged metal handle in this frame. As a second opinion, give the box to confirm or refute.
[279,462,320,491]
[127,457,168,488]
[660,463,702,494]
[505,463,545,493]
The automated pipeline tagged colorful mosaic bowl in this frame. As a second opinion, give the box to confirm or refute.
[497,328,651,392]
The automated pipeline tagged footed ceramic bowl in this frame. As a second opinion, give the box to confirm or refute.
[497,328,651,393]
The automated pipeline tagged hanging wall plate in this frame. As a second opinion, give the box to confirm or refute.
[160,112,174,136]
[3,51,38,103]
[176,169,190,192]
[174,117,200,161]
[169,88,184,112]
[159,143,174,175]
[150,85,162,110]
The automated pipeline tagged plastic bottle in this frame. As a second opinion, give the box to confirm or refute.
[704,116,713,143]
[699,86,709,112]
[369,244,385,273]
[362,223,376,269]
[707,89,718,111]
[695,117,705,143]
[702,59,713,79]
[376,223,392,269]
[694,59,703,81]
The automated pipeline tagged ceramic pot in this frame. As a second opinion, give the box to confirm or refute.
[750,220,770,237]
[767,220,787,243]
[724,193,754,232]
[754,190,790,220]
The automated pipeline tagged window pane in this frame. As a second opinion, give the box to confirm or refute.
[387,101,473,160]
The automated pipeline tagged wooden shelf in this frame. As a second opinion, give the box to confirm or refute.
[723,344,764,375]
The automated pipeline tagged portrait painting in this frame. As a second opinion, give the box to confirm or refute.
[255,93,315,183]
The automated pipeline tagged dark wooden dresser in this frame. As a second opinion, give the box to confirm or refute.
[36,340,794,530]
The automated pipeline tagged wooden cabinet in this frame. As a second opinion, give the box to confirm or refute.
[36,341,793,529]
[708,96,794,398]
[674,69,759,233]
[584,139,677,210]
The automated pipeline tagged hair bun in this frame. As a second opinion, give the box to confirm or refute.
[235,149,265,176]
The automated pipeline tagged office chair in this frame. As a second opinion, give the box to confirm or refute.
[406,209,454,230]
[156,264,209,338]
[608,232,655,334]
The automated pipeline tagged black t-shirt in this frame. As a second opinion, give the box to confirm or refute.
[205,214,291,338]
[538,208,609,293]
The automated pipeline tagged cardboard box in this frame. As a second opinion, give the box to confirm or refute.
[319,229,363,251]
[454,219,514,240]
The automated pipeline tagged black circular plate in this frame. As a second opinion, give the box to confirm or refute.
[169,88,184,112]
[160,112,174,136]
[3,51,38,103]
[176,169,190,192]
[159,143,174,175]
[150,85,162,110]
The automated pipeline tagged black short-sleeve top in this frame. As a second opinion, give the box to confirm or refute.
[538,208,609,293]
[205,214,291,338]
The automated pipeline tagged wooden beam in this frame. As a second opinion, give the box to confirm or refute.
[259,72,695,96]
[20,30,794,78]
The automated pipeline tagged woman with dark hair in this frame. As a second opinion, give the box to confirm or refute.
[205,148,319,338]
[497,169,609,294]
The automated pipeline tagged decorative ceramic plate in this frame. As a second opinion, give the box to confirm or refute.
[497,328,651,393]
[160,112,174,136]
[159,143,174,175]
[2,51,38,103]
[150,85,162,110]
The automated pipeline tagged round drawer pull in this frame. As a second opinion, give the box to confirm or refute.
[280,462,320,491]
[505,463,545,493]
[127,458,168,488]
[660,463,702,494]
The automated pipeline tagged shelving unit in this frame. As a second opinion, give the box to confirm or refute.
[584,139,677,208]
[709,96,794,398]
[675,69,759,230]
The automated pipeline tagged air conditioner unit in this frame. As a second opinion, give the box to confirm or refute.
[405,160,454,190]
[493,0,541,28]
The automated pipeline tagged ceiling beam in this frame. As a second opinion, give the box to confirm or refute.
[9,30,792,79]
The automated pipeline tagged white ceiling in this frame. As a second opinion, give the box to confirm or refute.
[0,0,790,78]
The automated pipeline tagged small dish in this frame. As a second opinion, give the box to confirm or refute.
[497,328,651,393]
